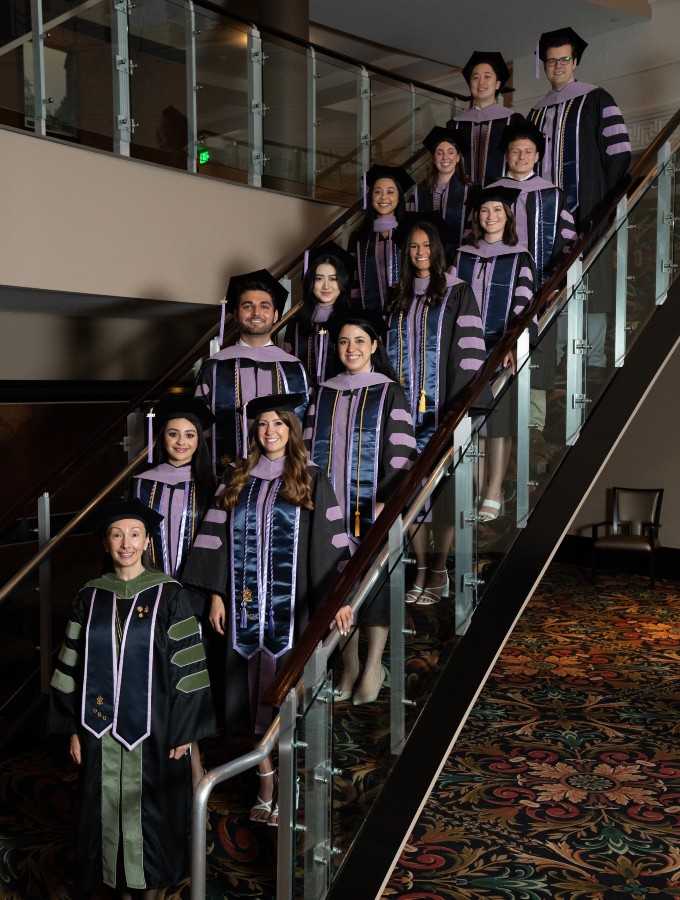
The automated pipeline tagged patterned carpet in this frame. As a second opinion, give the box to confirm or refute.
[383,565,680,900]
[1,565,678,899]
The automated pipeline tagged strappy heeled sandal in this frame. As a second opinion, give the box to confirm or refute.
[416,569,450,606]
[250,770,277,823]
[479,492,505,522]
[405,567,428,604]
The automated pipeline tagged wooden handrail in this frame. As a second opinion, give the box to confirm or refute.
[263,105,680,707]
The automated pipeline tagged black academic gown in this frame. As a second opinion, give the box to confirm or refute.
[181,457,349,734]
[49,571,215,893]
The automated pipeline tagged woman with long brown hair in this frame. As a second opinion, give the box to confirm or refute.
[182,394,350,825]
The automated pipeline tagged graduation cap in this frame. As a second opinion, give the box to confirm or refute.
[498,118,546,157]
[467,185,521,210]
[145,395,214,463]
[328,309,388,342]
[421,126,470,157]
[242,392,307,419]
[393,211,453,250]
[304,240,356,281]
[224,269,289,317]
[89,498,164,538]
[537,27,587,62]
[461,51,511,88]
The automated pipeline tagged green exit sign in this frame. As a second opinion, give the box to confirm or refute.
[197,145,210,165]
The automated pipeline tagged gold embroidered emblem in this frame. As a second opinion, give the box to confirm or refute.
[137,605,149,618]
[96,695,104,705]
[221,454,232,467]
[242,587,253,605]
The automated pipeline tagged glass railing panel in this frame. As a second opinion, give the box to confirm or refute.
[40,0,113,148]
[313,57,362,203]
[260,37,311,193]
[0,0,31,127]
[413,92,460,139]
[128,0,191,167]
[369,74,417,165]
[193,10,250,182]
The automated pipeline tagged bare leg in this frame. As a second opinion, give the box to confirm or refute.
[353,624,389,704]
[140,890,159,900]
[189,741,204,792]
[406,524,430,603]
[480,436,511,520]
[250,753,276,823]
[335,630,361,696]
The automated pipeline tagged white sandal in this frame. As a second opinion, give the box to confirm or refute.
[406,567,428,604]
[250,770,277,823]
[416,569,450,606]
[479,495,504,522]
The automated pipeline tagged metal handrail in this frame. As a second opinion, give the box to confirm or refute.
[263,105,680,707]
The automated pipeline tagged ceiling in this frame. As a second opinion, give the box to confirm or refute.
[308,0,651,89]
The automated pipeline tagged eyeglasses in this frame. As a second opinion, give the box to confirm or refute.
[544,56,573,68]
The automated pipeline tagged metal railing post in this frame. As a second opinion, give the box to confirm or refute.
[248,24,267,187]
[185,0,198,174]
[656,140,675,305]
[515,328,531,527]
[29,0,47,136]
[37,492,52,694]
[307,46,318,192]
[389,514,406,755]
[454,416,476,633]
[565,260,587,445]
[277,687,299,900]
[614,195,630,366]
[112,0,134,156]
[358,66,371,192]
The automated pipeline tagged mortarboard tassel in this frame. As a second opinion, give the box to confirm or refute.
[241,405,249,459]
[354,508,361,538]
[240,601,247,629]
[303,249,309,277]
[363,170,367,209]
[218,297,227,349]
[146,410,155,463]
[535,39,540,80]
[268,605,275,638]
[419,388,427,414]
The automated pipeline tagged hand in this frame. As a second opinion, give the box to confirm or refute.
[330,605,354,636]
[503,348,517,375]
[169,744,191,760]
[69,733,82,765]
[209,594,226,636]
[375,501,385,518]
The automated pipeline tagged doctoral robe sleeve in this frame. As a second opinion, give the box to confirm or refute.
[180,491,230,597]
[509,253,539,345]
[376,385,418,503]
[302,388,317,451]
[445,282,488,402]
[306,470,350,616]
[165,585,216,747]
[348,229,363,308]
[49,589,88,734]
[596,89,632,193]
[551,194,577,275]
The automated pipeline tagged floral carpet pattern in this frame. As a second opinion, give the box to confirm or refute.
[1,565,678,898]
[384,566,680,899]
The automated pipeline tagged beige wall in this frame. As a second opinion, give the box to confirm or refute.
[0,126,342,305]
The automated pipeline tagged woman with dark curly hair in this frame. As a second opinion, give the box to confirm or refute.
[181,394,350,825]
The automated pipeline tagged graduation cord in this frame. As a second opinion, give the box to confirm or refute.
[556,98,575,196]
[147,482,158,567]
[397,311,406,386]
[239,479,257,629]
[354,388,369,538]
[325,392,341,478]
[418,303,429,418]
[265,479,282,639]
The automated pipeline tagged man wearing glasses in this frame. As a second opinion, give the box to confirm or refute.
[528,27,631,231]
[528,27,631,381]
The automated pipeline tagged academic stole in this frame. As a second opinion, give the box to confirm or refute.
[136,477,196,577]
[295,321,334,387]
[531,189,560,283]
[312,383,386,540]
[387,297,445,450]
[528,99,581,213]
[357,234,400,312]
[82,586,161,749]
[213,359,308,464]
[229,477,300,660]
[458,253,521,355]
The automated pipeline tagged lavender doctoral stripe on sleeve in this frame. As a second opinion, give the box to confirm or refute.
[607,142,632,156]
[192,534,223,550]
[204,508,227,523]
[326,505,343,522]
[389,407,413,423]
[389,432,418,448]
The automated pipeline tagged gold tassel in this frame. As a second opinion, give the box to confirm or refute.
[354,509,361,538]
[419,389,426,414]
